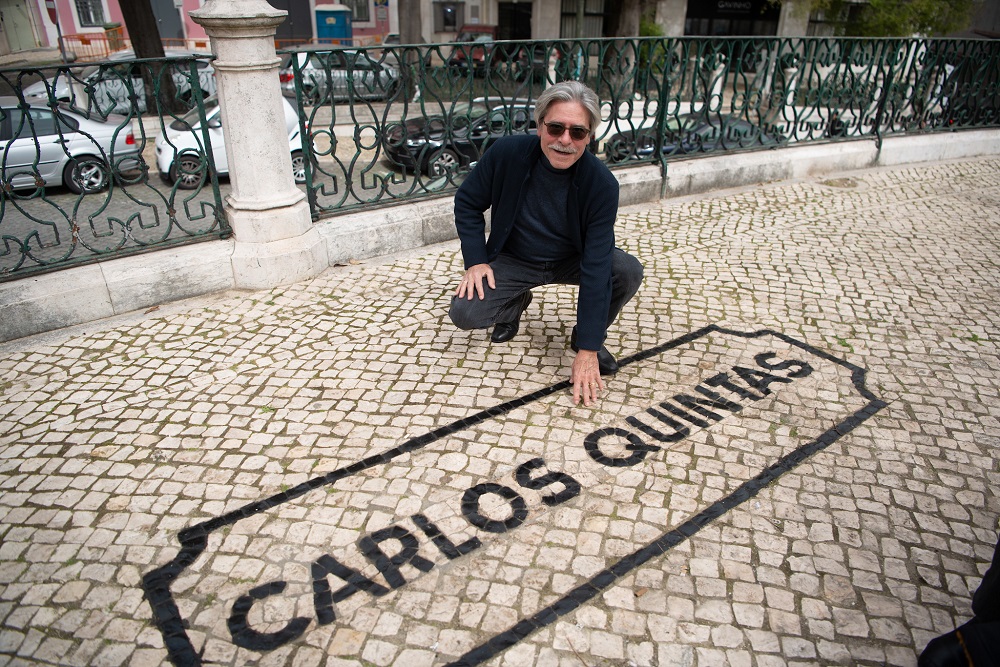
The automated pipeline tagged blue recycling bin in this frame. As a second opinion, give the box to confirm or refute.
[316,4,353,44]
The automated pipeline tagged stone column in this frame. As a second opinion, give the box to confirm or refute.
[190,0,327,289]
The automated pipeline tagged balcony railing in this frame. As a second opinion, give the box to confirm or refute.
[284,36,999,219]
[0,55,226,281]
[1,36,997,282]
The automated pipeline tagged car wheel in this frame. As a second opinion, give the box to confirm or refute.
[291,150,307,184]
[169,153,207,190]
[427,148,461,177]
[63,156,110,194]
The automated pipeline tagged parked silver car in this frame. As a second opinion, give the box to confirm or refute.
[22,50,216,115]
[278,48,400,105]
[0,96,141,193]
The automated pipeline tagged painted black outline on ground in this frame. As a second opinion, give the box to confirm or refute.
[141,326,887,666]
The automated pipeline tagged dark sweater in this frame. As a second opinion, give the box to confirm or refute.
[502,154,575,262]
[454,134,620,351]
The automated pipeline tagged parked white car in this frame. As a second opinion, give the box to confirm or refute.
[155,94,307,189]
[0,96,141,193]
[22,50,216,115]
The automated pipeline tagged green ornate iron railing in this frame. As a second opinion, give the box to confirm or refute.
[1,37,997,281]
[288,36,998,219]
[0,55,225,281]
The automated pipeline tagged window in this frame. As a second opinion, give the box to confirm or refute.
[8,109,76,139]
[434,2,465,33]
[75,0,105,28]
[343,0,370,23]
[559,0,604,38]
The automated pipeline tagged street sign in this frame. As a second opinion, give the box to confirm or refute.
[45,0,57,23]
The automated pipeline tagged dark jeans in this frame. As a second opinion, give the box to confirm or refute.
[449,249,644,337]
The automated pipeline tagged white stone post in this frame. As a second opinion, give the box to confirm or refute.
[784,63,801,110]
[190,0,327,289]
[709,56,727,112]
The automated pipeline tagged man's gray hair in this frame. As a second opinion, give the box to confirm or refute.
[534,81,601,132]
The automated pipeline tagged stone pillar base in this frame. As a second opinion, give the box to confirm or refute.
[231,226,328,290]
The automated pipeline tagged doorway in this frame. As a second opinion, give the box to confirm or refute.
[150,0,184,41]
[267,0,314,44]
[0,0,38,52]
[498,2,532,40]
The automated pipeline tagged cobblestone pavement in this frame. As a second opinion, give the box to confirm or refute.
[1,156,998,667]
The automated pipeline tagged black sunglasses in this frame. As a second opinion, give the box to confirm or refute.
[542,121,591,141]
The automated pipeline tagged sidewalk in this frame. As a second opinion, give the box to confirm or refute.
[0,155,998,667]
[0,47,64,69]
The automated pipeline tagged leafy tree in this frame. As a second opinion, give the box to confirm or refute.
[851,0,977,36]
[805,0,978,37]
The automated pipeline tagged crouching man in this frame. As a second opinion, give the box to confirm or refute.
[449,81,643,406]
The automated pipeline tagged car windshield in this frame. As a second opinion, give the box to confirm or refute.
[170,97,221,131]
[458,32,494,42]
[451,101,490,118]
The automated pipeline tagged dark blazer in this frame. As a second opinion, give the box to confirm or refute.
[454,134,619,351]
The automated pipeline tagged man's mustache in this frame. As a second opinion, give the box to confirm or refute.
[547,143,578,155]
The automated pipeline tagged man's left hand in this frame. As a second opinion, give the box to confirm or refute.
[571,349,605,406]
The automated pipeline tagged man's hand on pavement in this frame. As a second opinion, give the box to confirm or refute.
[571,349,605,406]
[456,263,495,300]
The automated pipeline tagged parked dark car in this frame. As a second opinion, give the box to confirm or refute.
[383,98,535,176]
[605,114,785,162]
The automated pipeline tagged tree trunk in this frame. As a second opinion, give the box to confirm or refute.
[606,0,642,38]
[118,0,183,114]
[398,0,424,100]
[604,0,642,96]
[398,0,423,45]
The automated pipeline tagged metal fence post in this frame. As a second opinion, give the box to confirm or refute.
[190,0,326,289]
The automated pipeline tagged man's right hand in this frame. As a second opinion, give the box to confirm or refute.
[456,263,495,300]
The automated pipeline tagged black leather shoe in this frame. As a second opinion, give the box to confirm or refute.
[491,292,533,343]
[570,326,619,375]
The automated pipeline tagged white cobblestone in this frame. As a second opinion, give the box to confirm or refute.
[0,157,998,666]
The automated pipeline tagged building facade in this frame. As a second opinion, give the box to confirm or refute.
[2,0,997,58]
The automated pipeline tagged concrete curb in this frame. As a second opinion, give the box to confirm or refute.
[2,129,998,343]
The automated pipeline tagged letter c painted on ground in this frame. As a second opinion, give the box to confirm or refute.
[228,581,310,651]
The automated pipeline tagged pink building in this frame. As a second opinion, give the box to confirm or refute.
[0,0,395,59]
